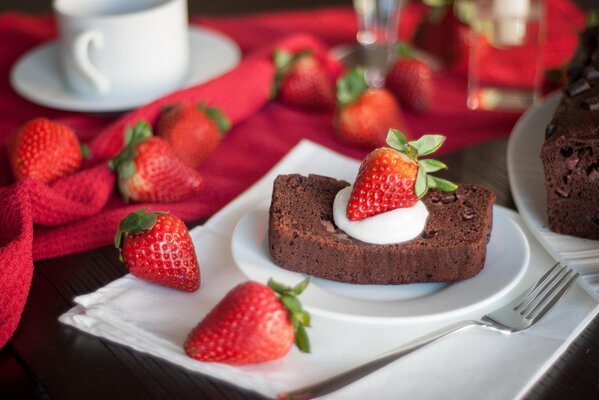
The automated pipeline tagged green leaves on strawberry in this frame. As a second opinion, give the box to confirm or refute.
[386,129,457,198]
[347,129,456,221]
[184,277,311,365]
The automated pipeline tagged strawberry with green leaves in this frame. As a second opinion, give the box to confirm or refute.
[334,68,409,149]
[185,278,311,365]
[108,121,204,203]
[156,102,230,170]
[272,49,336,112]
[385,43,434,114]
[114,209,200,291]
[9,118,90,184]
[347,129,457,221]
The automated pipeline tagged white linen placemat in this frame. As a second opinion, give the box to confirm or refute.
[60,139,599,399]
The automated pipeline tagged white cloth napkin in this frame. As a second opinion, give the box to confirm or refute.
[60,139,599,399]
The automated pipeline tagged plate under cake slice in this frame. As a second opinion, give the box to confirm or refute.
[268,174,496,285]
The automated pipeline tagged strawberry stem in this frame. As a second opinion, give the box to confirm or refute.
[267,277,312,353]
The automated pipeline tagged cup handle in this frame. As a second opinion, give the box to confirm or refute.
[72,30,110,94]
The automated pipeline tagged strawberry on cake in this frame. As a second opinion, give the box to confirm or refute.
[268,130,496,285]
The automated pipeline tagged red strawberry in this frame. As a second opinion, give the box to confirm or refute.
[8,117,89,183]
[114,209,200,291]
[347,129,457,221]
[412,7,470,68]
[185,278,311,365]
[272,49,335,112]
[385,44,434,114]
[156,102,230,170]
[334,68,409,148]
[108,121,204,203]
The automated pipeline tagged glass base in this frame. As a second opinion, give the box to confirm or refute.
[467,86,538,111]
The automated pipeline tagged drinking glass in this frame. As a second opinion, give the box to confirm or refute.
[467,0,546,111]
[353,0,403,87]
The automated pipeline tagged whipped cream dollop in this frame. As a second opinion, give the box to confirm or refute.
[332,186,429,244]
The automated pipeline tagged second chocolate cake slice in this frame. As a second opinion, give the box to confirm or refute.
[268,174,495,285]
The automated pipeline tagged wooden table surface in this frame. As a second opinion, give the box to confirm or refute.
[1,1,599,399]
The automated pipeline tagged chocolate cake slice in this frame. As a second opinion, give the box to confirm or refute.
[541,26,599,239]
[268,174,495,285]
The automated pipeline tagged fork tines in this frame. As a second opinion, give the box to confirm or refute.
[515,262,579,322]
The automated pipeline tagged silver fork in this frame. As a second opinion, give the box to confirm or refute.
[279,263,578,400]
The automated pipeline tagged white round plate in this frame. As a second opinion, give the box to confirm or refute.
[9,26,240,113]
[231,202,530,323]
[507,92,599,299]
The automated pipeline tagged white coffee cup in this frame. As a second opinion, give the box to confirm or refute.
[54,0,190,99]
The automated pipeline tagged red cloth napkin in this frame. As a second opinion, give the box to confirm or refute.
[0,1,584,348]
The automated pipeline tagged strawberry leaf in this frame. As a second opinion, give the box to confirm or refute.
[114,208,162,257]
[268,278,292,294]
[268,277,311,354]
[386,129,408,151]
[428,176,458,192]
[294,324,311,353]
[80,143,92,160]
[396,42,415,59]
[273,49,293,70]
[198,102,231,134]
[415,164,429,198]
[117,161,136,180]
[291,277,311,296]
[296,310,311,328]
[280,294,302,314]
[408,135,445,156]
[336,68,368,105]
[418,158,447,173]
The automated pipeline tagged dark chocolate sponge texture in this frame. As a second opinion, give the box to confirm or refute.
[268,174,495,285]
[541,26,599,240]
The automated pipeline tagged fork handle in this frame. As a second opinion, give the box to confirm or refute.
[279,320,482,400]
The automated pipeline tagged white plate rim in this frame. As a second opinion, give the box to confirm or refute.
[231,202,530,323]
[9,26,241,113]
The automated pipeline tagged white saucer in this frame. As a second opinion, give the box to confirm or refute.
[10,26,241,113]
[231,201,530,323]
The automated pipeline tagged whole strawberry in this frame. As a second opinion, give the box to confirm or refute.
[412,6,470,68]
[9,117,89,183]
[108,121,204,203]
[185,278,311,365]
[114,209,200,291]
[347,129,457,221]
[385,44,434,114]
[334,68,409,148]
[156,102,230,170]
[272,49,336,112]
